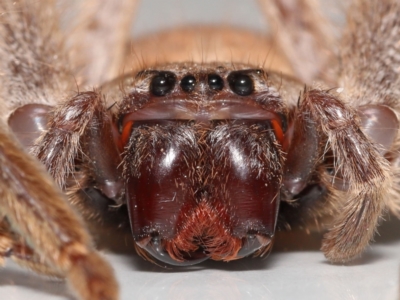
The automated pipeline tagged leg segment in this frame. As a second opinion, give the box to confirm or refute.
[0,0,75,114]
[258,0,335,84]
[35,91,122,200]
[63,0,140,87]
[0,219,61,276]
[0,220,15,266]
[339,0,400,106]
[300,89,391,262]
[0,123,118,300]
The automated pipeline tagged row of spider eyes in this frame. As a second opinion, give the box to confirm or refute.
[149,71,256,97]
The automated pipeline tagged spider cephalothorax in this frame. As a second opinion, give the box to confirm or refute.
[10,60,397,268]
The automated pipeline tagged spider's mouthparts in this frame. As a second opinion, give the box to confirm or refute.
[135,235,209,266]
[132,199,275,266]
[237,232,272,257]
[122,86,284,265]
[134,225,273,266]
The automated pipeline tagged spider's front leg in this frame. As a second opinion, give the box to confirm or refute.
[285,88,398,262]
[0,218,66,276]
[0,119,119,300]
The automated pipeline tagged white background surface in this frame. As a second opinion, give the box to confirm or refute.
[0,218,399,300]
[1,0,398,299]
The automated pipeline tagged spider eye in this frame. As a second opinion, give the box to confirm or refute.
[208,73,224,91]
[180,75,196,92]
[150,71,176,96]
[227,72,254,96]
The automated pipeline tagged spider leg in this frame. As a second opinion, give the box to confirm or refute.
[63,0,140,87]
[0,219,64,276]
[34,91,122,200]
[298,89,391,263]
[0,0,75,113]
[339,0,400,105]
[338,1,400,222]
[0,220,15,266]
[0,124,118,300]
[258,0,336,84]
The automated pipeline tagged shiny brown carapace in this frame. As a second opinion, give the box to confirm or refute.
[1,0,400,300]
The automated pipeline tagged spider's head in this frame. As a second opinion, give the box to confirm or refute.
[118,63,287,266]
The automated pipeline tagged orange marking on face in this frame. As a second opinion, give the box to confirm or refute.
[119,121,134,151]
[270,119,284,145]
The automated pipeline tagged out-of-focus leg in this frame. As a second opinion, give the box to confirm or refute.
[62,0,140,87]
[0,123,119,300]
[258,0,336,84]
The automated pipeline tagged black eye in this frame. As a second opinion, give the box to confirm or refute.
[208,74,224,91]
[150,71,176,96]
[180,75,196,92]
[227,72,254,96]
